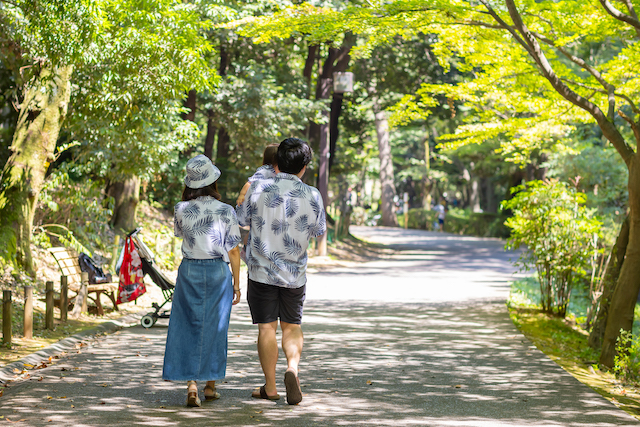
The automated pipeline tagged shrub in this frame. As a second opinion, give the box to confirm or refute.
[502,179,602,317]
[399,207,509,238]
[614,329,640,382]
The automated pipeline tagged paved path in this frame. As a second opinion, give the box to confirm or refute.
[0,227,638,426]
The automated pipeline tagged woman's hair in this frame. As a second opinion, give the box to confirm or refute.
[182,181,221,201]
[262,143,279,166]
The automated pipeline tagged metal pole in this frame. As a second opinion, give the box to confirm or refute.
[23,286,33,340]
[45,281,54,330]
[60,275,68,322]
[316,77,332,257]
[3,290,12,345]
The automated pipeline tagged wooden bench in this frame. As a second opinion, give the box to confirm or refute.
[49,247,119,316]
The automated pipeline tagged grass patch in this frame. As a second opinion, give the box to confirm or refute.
[509,278,640,420]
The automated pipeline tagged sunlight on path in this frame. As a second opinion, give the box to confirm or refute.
[307,226,522,303]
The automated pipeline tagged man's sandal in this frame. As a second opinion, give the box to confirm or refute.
[251,385,280,400]
[204,384,221,401]
[284,368,302,405]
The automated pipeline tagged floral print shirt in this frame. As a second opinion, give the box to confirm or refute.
[236,172,326,288]
[174,196,241,263]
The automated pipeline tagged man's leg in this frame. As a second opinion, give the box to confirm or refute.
[257,321,279,396]
[280,321,303,374]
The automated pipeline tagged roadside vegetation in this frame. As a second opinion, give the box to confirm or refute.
[508,277,640,420]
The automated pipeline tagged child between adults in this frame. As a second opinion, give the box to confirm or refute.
[236,143,279,206]
[162,155,242,407]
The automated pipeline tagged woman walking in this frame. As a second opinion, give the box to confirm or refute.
[163,154,242,407]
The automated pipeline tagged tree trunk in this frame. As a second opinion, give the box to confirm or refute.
[182,89,197,122]
[204,110,216,160]
[484,178,498,213]
[0,64,73,275]
[107,176,140,234]
[600,154,640,367]
[374,108,399,227]
[422,130,432,209]
[329,32,356,172]
[468,163,481,213]
[589,216,629,350]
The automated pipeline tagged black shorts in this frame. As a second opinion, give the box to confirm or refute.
[247,278,306,325]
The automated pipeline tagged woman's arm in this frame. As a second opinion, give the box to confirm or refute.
[228,245,241,305]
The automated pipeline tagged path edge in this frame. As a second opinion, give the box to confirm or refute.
[0,312,142,382]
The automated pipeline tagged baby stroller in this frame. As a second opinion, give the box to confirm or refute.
[118,228,175,328]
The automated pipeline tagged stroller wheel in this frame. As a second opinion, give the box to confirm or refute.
[141,314,156,329]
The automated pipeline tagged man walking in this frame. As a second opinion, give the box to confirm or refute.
[236,137,326,405]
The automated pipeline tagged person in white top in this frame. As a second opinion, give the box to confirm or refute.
[236,138,326,405]
[434,199,446,232]
[163,155,242,407]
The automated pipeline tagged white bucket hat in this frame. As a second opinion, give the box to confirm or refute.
[184,155,221,189]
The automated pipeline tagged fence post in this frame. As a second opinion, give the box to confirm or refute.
[23,286,33,340]
[60,275,68,322]
[3,290,11,346]
[45,281,54,330]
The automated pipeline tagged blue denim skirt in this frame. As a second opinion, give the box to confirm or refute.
[162,258,233,381]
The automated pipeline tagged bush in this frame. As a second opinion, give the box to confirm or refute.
[398,207,509,238]
[614,329,640,382]
[502,179,602,317]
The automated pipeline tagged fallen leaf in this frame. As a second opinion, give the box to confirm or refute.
[255,410,263,414]
[38,377,43,381]
[24,364,34,368]
[366,380,372,385]
[58,396,66,399]
[100,401,106,405]
[47,396,53,400]
[454,385,462,388]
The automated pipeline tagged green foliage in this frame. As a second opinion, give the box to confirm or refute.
[446,209,511,238]
[33,166,114,255]
[546,142,628,234]
[503,180,602,317]
[614,329,640,383]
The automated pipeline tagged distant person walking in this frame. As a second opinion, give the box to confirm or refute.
[434,199,446,232]
[163,155,242,407]
[236,138,326,405]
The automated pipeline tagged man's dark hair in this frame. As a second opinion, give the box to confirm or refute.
[277,138,312,175]
[182,181,221,201]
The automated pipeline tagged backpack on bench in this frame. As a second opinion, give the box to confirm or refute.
[78,252,112,284]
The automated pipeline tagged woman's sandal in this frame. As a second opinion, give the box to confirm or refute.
[186,390,201,407]
[204,384,221,401]
[251,385,280,400]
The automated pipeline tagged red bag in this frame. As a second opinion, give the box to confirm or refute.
[117,236,146,304]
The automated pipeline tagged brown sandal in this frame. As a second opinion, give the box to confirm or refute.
[186,390,201,407]
[251,385,280,400]
[204,384,221,401]
[284,368,302,405]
